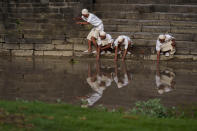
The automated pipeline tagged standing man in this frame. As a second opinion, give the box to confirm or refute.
[74,9,104,53]
[156,34,176,64]
[114,35,133,61]
[96,31,114,60]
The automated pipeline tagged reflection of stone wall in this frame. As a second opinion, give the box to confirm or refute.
[0,0,93,56]
[0,57,92,103]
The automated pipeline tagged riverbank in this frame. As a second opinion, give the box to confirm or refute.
[0,100,197,131]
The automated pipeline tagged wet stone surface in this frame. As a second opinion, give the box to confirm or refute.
[0,57,197,109]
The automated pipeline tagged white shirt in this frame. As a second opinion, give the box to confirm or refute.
[156,34,174,52]
[82,13,102,27]
[97,34,114,46]
[114,35,132,49]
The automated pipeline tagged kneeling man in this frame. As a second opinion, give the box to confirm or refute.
[114,35,133,61]
[156,34,176,64]
[96,31,114,60]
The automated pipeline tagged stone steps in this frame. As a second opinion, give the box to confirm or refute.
[102,19,197,27]
[95,0,197,4]
[93,4,197,13]
[77,30,197,42]
[89,1,197,56]
[94,11,197,21]
[104,25,197,34]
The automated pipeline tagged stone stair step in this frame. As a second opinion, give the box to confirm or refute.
[94,4,197,13]
[94,11,197,21]
[132,32,196,41]
[103,19,197,27]
[95,0,197,4]
[104,24,197,34]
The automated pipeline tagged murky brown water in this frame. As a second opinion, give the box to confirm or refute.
[0,57,197,109]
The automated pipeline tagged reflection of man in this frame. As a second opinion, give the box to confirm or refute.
[113,62,132,88]
[83,61,113,107]
[155,66,176,94]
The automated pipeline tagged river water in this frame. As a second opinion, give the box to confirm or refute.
[0,57,197,109]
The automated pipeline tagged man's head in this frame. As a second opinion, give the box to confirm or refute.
[159,35,166,43]
[117,36,124,44]
[99,31,106,40]
[82,9,89,18]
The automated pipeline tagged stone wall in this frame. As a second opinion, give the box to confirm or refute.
[0,0,197,58]
[0,0,92,56]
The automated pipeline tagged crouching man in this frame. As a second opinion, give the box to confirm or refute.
[96,31,114,60]
[74,9,104,54]
[114,35,133,61]
[156,34,176,64]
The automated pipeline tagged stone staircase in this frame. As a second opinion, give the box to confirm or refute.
[87,0,197,56]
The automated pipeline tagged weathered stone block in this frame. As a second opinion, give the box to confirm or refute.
[3,44,19,50]
[133,39,155,47]
[52,40,65,45]
[35,44,54,50]
[34,51,44,56]
[74,43,88,51]
[142,26,170,33]
[0,49,10,56]
[12,50,33,56]
[43,51,73,56]
[117,25,141,32]
[190,43,197,55]
[55,44,73,50]
[20,44,34,50]
[104,25,117,32]
[171,27,197,34]
[176,48,190,55]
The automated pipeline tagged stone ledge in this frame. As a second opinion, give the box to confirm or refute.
[43,50,73,56]
[54,44,73,50]
[20,44,34,50]
[35,44,55,51]
[74,51,197,61]
[0,49,10,56]
[34,51,44,56]
[11,50,34,56]
[3,44,20,50]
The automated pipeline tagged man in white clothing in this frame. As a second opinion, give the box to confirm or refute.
[113,35,133,61]
[96,31,114,60]
[156,34,176,64]
[74,9,104,54]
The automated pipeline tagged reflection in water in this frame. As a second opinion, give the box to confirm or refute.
[83,61,132,107]
[0,57,197,109]
[156,66,176,94]
[114,62,132,89]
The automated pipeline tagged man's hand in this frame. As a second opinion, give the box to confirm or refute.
[76,22,82,25]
